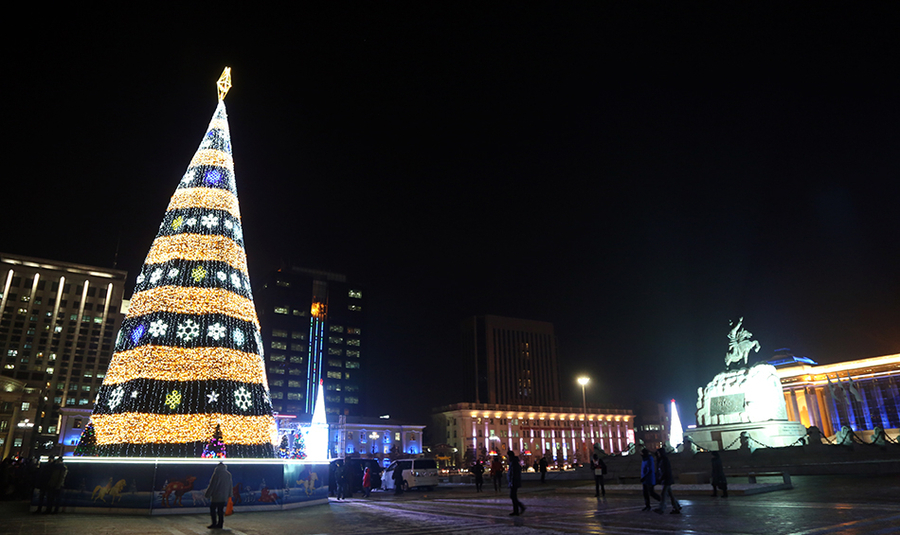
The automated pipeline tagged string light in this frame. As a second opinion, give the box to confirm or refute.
[84,70,277,458]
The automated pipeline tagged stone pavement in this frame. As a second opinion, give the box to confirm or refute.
[2,475,899,534]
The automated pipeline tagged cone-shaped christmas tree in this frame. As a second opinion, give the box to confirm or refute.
[90,68,277,457]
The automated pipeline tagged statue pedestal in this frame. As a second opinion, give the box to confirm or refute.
[688,420,808,451]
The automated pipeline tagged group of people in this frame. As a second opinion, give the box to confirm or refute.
[639,447,681,514]
[332,459,380,499]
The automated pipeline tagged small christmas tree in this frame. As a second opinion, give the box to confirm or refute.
[74,422,97,456]
[290,430,306,459]
[278,434,289,459]
[202,424,227,459]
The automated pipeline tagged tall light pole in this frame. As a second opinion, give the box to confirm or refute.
[577,377,590,464]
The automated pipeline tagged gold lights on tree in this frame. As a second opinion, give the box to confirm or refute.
[217,67,232,100]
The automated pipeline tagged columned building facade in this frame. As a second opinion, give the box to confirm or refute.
[433,402,634,468]
[775,353,900,435]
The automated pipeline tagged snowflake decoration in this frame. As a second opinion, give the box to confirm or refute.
[150,268,164,284]
[230,273,242,288]
[108,386,125,410]
[165,390,182,409]
[224,220,234,230]
[207,323,226,341]
[207,391,219,404]
[168,268,179,278]
[185,217,198,227]
[192,265,207,282]
[180,170,194,184]
[176,320,200,341]
[171,215,184,230]
[234,387,252,411]
[217,271,227,281]
[233,225,243,241]
[149,320,168,337]
[130,324,146,344]
[136,273,146,284]
[232,328,245,347]
[201,214,220,228]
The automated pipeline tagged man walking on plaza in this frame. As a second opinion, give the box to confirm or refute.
[205,462,233,529]
[590,445,607,498]
[639,449,660,511]
[655,449,681,514]
[507,450,526,516]
[710,452,728,498]
[539,456,548,483]
[490,456,504,492]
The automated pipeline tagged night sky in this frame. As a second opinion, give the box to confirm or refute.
[5,5,899,425]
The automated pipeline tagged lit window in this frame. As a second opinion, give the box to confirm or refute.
[289,355,304,364]
[327,394,341,403]
[288,368,302,375]
[360,430,367,443]
[93,317,103,324]
[276,280,291,287]
[328,336,343,344]
[272,329,288,338]
[271,380,284,387]
[78,398,89,405]
[345,396,359,404]
[81,385,91,391]
[287,393,302,400]
[345,384,358,392]
[348,290,362,299]
[6,350,16,357]
[345,361,359,369]
[347,339,360,347]
[291,331,306,340]
[21,402,31,411]
[328,348,343,356]
[328,359,342,368]
[271,392,283,399]
[348,304,362,311]
[271,341,287,350]
[270,354,285,362]
[274,306,289,315]
[288,380,302,388]
[290,344,305,352]
[292,309,305,317]
[54,326,62,333]
[327,371,342,379]
[346,350,360,358]
[269,367,285,375]
[329,325,344,333]
[347,328,361,335]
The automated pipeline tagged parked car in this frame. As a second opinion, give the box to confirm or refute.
[329,458,383,494]
[381,458,439,491]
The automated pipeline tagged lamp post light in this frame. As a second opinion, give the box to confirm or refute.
[577,377,590,464]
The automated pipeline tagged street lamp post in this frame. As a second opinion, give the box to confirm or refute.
[577,377,590,464]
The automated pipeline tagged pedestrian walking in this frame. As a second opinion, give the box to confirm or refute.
[507,450,526,516]
[490,456,504,493]
[46,457,67,514]
[590,445,607,498]
[654,449,681,514]
[538,456,548,484]
[710,452,728,498]
[204,462,233,529]
[33,457,53,514]
[469,461,485,492]
[362,467,372,498]
[392,461,405,495]
[639,449,660,511]
[335,460,346,500]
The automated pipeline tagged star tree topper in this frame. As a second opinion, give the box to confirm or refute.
[217,67,232,100]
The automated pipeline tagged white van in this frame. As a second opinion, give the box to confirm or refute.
[381,459,439,491]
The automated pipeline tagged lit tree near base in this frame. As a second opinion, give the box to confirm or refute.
[74,422,98,456]
[290,430,306,460]
[202,424,228,459]
[88,68,277,457]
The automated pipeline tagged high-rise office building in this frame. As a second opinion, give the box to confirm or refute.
[0,253,127,457]
[257,266,365,418]
[461,315,561,406]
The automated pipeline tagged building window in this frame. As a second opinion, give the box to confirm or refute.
[328,336,343,344]
[290,344,306,352]
[21,402,30,411]
[346,339,360,347]
[360,430,367,443]
[288,380,302,388]
[348,304,362,311]
[328,359,343,368]
[274,306,289,315]
[292,309,305,317]
[276,280,291,287]
[344,384,358,392]
[78,399,89,405]
[345,396,359,404]
[269,367,285,375]
[329,325,344,333]
[288,368,302,375]
[347,327,361,335]
[327,371,342,380]
[287,393,302,400]
[346,350,360,358]
[291,331,306,340]
[271,341,287,350]
[272,329,288,338]
[327,394,341,403]
[348,290,362,299]
[328,348,343,356]
[289,355,304,364]
[270,354,285,362]
[346,361,359,369]
[271,392,283,399]
[271,380,284,387]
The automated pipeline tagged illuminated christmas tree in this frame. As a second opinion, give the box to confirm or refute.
[74,422,97,456]
[278,434,290,459]
[89,68,277,457]
[202,424,228,458]
[290,430,306,459]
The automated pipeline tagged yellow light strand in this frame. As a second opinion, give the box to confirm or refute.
[91,412,276,445]
[144,234,248,273]
[189,149,234,172]
[126,286,260,325]
[166,188,241,219]
[103,345,267,384]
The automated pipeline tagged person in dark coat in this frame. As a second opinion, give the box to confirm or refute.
[490,456,504,492]
[46,457,67,514]
[507,450,526,516]
[538,457,548,484]
[469,461,485,492]
[205,462,233,529]
[654,449,681,514]
[334,460,346,500]
[590,445,607,498]
[639,449,660,511]
[710,452,728,498]
[33,457,54,514]
[392,461,405,495]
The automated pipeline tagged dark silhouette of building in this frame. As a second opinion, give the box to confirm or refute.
[462,315,560,406]
[257,266,365,418]
[633,400,669,451]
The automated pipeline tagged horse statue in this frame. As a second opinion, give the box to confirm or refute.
[725,317,760,368]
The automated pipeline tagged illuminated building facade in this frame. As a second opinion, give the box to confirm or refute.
[0,253,127,457]
[462,316,561,406]
[775,352,900,434]
[257,266,365,418]
[432,402,635,467]
[332,416,424,467]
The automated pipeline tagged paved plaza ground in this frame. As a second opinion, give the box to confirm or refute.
[2,475,898,535]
